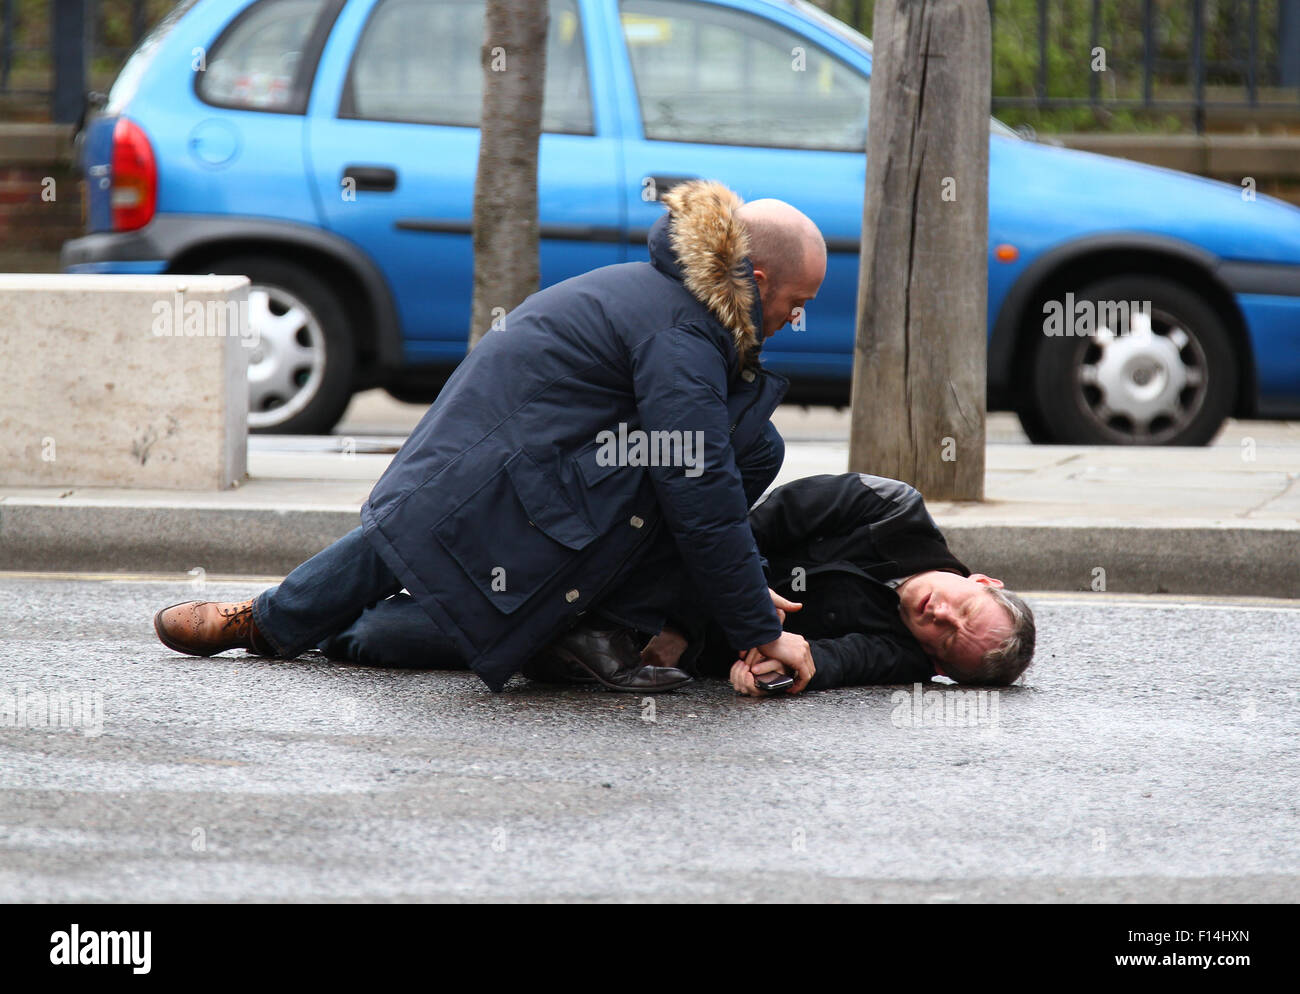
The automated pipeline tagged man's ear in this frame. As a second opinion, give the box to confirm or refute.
[752,267,768,293]
[971,573,1004,589]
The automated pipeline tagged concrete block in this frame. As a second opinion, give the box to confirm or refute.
[0,274,249,489]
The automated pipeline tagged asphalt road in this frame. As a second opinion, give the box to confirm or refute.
[0,575,1296,902]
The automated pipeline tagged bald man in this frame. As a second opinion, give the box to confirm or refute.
[153,180,827,695]
[735,198,827,340]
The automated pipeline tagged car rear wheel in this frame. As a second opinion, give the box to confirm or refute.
[204,255,355,434]
[1027,275,1237,445]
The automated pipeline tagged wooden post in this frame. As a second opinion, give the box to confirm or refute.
[468,0,548,350]
[848,0,990,501]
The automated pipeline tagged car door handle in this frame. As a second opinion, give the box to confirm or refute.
[643,173,698,201]
[342,165,398,193]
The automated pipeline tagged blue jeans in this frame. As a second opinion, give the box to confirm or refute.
[252,527,470,667]
[255,421,784,670]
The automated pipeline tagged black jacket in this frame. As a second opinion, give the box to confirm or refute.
[699,473,970,689]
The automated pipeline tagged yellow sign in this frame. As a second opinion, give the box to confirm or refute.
[621,14,673,45]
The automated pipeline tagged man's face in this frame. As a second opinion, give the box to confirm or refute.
[896,571,1012,678]
[754,255,825,338]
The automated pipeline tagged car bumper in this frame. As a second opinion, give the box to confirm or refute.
[60,224,173,272]
[1216,260,1300,415]
[63,260,170,274]
[1232,293,1300,414]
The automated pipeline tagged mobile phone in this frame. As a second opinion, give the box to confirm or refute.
[754,672,794,693]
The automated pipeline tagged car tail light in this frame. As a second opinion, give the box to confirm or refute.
[110,117,156,231]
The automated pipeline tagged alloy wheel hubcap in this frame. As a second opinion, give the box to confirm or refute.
[1074,305,1208,443]
[245,285,326,429]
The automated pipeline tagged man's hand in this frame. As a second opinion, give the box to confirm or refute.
[730,655,796,697]
[739,631,814,692]
[770,588,802,624]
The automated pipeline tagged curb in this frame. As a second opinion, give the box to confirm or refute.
[0,504,360,578]
[943,522,1298,598]
[2,501,1295,598]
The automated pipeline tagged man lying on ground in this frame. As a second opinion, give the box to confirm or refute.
[689,472,1037,696]
[269,473,1037,697]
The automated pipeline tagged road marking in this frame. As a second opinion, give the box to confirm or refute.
[0,570,284,584]
[1,573,1295,611]
[1021,590,1300,610]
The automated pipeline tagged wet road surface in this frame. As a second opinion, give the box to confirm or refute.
[1,575,1296,902]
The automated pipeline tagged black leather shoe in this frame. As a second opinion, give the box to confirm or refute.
[530,625,692,693]
[521,649,598,685]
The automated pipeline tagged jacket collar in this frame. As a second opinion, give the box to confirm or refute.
[647,180,764,369]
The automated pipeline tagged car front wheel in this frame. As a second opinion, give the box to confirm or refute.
[1027,275,1237,445]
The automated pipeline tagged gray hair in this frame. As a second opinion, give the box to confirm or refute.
[963,588,1036,685]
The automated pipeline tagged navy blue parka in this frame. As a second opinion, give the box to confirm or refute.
[359,181,788,690]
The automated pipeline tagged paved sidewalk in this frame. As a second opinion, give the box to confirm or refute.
[1,408,1296,595]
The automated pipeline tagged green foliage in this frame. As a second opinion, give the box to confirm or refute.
[1,0,179,96]
[812,0,1285,134]
[3,0,177,68]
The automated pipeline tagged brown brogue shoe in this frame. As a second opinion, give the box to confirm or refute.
[153,599,274,657]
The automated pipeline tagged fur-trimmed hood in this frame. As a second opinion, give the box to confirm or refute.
[648,180,763,369]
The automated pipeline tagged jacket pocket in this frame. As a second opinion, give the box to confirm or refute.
[573,433,626,489]
[432,450,597,615]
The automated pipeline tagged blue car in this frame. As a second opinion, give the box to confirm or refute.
[63,0,1300,441]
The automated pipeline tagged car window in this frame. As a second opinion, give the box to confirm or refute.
[343,0,594,135]
[197,0,335,113]
[620,0,870,151]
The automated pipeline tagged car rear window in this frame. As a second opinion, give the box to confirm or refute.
[196,0,341,113]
